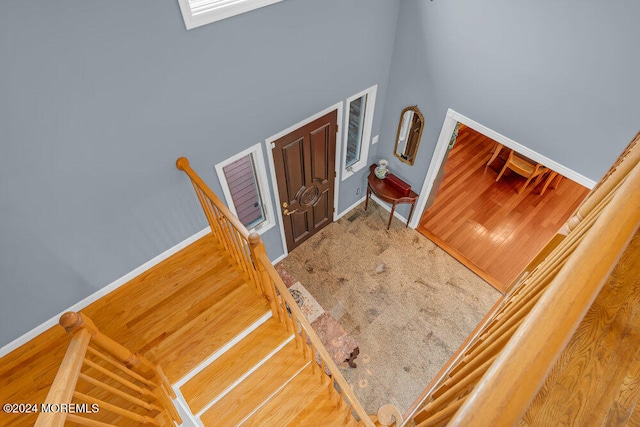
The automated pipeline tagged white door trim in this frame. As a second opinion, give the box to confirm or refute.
[409,108,597,229]
[264,102,344,258]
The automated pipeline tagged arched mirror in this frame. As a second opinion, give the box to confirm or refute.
[394,105,424,165]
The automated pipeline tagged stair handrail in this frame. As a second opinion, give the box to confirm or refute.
[407,131,640,426]
[35,312,181,427]
[563,130,640,233]
[254,247,381,427]
[176,157,250,240]
[176,156,269,299]
[177,156,387,426]
[450,149,640,425]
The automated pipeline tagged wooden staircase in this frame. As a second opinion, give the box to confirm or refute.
[169,157,372,426]
[6,131,640,426]
[167,257,360,426]
[0,233,368,426]
[0,157,389,426]
[6,131,639,425]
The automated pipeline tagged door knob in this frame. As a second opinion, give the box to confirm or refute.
[283,208,298,216]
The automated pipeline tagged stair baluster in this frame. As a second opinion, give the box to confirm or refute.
[405,131,640,426]
[178,156,402,425]
[35,312,181,426]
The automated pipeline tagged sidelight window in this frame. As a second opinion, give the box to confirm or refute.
[215,143,275,233]
[342,85,377,180]
[178,0,284,30]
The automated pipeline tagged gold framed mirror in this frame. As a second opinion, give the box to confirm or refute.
[394,105,424,165]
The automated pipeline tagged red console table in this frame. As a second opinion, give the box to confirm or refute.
[365,164,419,230]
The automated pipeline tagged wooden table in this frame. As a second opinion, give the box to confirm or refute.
[365,164,419,230]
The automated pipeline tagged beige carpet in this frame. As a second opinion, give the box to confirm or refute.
[278,201,501,414]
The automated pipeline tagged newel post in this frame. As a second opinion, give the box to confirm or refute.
[248,233,281,322]
[376,404,404,426]
[61,312,156,379]
[175,156,190,171]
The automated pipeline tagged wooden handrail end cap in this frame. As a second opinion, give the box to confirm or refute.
[59,312,82,331]
[176,157,190,170]
[248,232,261,245]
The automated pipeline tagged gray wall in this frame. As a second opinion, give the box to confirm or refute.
[376,0,640,214]
[5,0,638,348]
[0,0,401,345]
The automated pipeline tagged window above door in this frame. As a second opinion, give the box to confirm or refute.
[342,85,377,180]
[178,0,284,30]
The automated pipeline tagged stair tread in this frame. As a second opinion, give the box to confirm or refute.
[285,387,359,426]
[181,316,293,414]
[125,270,244,354]
[200,339,310,426]
[89,235,227,328]
[243,363,329,426]
[152,282,270,382]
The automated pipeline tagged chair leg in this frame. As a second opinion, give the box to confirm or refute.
[496,161,509,182]
[553,175,563,190]
[518,175,536,194]
[540,171,557,196]
[486,143,504,168]
[533,171,547,186]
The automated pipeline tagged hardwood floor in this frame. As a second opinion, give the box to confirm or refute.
[418,125,590,293]
[521,229,640,425]
[0,232,359,426]
[0,234,269,426]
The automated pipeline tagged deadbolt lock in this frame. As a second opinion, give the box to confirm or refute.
[282,202,288,208]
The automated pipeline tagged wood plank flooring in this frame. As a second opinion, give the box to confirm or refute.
[0,233,268,426]
[199,340,311,426]
[180,316,292,414]
[0,230,359,426]
[521,228,640,425]
[418,125,590,293]
[243,364,329,426]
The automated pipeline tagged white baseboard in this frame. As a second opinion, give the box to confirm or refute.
[1,227,213,357]
[271,253,287,265]
[1,225,297,357]
[447,109,596,189]
[335,194,410,226]
[173,388,201,427]
[335,196,367,220]
[410,108,597,228]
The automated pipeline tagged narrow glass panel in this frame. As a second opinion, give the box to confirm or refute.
[345,94,367,168]
[222,154,266,229]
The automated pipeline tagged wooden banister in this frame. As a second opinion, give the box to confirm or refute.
[255,250,380,427]
[177,156,264,294]
[36,312,181,426]
[35,328,92,427]
[60,312,157,378]
[564,130,640,232]
[176,156,249,239]
[406,131,640,426]
[177,156,397,426]
[73,391,161,425]
[449,159,640,425]
[65,413,115,427]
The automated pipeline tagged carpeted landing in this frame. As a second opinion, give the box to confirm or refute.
[278,201,501,415]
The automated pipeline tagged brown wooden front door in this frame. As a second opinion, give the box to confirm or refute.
[272,110,337,251]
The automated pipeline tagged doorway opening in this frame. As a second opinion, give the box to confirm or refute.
[416,124,591,293]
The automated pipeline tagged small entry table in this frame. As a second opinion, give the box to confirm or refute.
[365,164,419,230]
